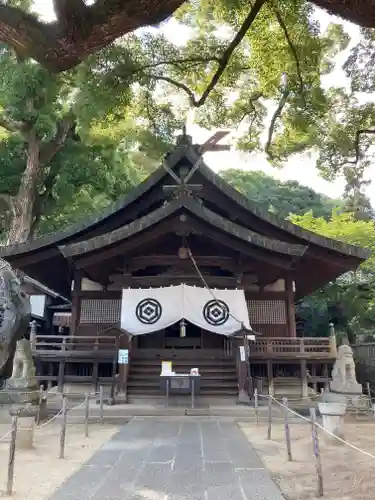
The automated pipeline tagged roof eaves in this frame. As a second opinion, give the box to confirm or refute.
[185,199,308,257]
[198,162,370,261]
[58,200,179,257]
[0,147,190,258]
[59,196,308,261]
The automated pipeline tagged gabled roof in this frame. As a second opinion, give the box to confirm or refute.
[59,196,307,260]
[0,136,369,261]
[0,135,370,298]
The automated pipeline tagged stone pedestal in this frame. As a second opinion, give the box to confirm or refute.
[238,389,250,405]
[329,344,362,395]
[3,338,39,405]
[9,406,38,450]
[318,401,346,444]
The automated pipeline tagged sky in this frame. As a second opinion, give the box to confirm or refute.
[31,0,375,204]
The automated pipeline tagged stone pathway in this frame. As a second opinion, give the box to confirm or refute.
[49,418,285,500]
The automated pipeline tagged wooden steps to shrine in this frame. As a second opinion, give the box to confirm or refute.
[127,354,238,399]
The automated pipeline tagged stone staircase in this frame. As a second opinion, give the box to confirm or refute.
[127,353,238,402]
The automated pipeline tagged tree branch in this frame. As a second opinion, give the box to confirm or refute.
[272,6,305,104]
[146,0,266,107]
[0,114,26,133]
[39,115,74,166]
[311,0,375,29]
[0,0,186,72]
[53,0,88,27]
[265,87,290,160]
[147,74,198,104]
[0,194,14,212]
[342,128,375,166]
[0,0,374,72]
[124,56,222,76]
[194,0,267,107]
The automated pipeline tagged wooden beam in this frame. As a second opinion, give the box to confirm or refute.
[74,217,178,269]
[108,274,239,288]
[184,215,296,270]
[285,275,297,338]
[74,212,297,273]
[6,247,58,267]
[128,255,237,272]
[71,269,83,335]
[75,290,121,299]
[306,246,362,270]
[245,291,287,300]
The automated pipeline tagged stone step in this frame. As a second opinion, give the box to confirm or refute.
[131,359,236,366]
[128,385,238,396]
[128,373,238,382]
[130,366,237,374]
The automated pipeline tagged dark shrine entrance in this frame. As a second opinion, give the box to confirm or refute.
[136,320,225,350]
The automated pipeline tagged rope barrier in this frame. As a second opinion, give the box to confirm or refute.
[263,394,375,461]
[0,429,12,443]
[35,391,99,429]
[0,389,40,395]
[258,392,322,402]
[36,408,63,429]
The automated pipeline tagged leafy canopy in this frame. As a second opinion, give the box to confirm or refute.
[290,211,375,340]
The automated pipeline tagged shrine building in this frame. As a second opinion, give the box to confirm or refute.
[0,134,370,401]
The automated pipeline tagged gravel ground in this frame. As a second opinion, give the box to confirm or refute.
[0,415,119,500]
[239,418,375,500]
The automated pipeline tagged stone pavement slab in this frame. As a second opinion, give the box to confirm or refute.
[49,417,285,500]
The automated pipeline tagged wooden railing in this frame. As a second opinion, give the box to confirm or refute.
[32,335,119,395]
[249,337,335,358]
[31,335,118,357]
[31,334,336,361]
[352,343,375,368]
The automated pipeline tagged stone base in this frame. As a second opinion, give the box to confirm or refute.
[9,406,38,450]
[318,401,346,445]
[273,377,317,399]
[238,389,250,405]
[0,386,39,405]
[322,390,370,412]
[114,392,128,405]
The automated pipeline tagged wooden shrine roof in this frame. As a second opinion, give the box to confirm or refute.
[59,197,307,260]
[0,135,370,297]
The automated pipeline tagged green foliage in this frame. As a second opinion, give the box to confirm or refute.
[219,168,337,218]
[291,211,375,340]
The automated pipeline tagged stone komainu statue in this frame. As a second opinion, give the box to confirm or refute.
[0,263,31,389]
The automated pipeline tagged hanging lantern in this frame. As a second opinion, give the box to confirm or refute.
[180,319,186,338]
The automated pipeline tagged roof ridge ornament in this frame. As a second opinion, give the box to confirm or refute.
[164,129,231,200]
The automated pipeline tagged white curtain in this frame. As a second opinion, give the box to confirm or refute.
[120,284,251,335]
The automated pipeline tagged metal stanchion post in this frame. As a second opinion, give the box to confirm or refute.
[59,396,67,459]
[6,416,18,495]
[99,386,104,425]
[191,378,195,409]
[84,393,89,438]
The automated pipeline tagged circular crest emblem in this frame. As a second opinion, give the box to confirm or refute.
[136,298,162,325]
[203,299,229,326]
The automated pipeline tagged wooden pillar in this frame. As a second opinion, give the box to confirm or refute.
[311,364,317,393]
[238,337,251,404]
[47,362,53,390]
[300,360,309,398]
[116,334,130,404]
[267,360,274,396]
[92,339,99,392]
[285,276,296,337]
[71,270,83,335]
[323,363,329,391]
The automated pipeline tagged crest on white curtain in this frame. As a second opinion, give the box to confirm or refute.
[120,284,250,335]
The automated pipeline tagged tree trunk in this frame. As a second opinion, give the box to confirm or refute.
[7,135,41,245]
